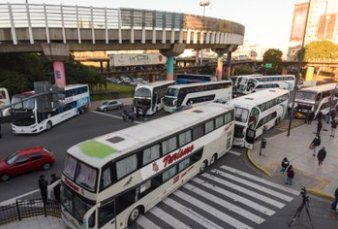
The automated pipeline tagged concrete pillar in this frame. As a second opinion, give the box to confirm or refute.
[226,51,232,78]
[53,61,66,87]
[216,54,224,81]
[195,50,199,65]
[160,44,185,81]
[149,74,156,82]
[41,43,69,88]
[166,56,174,80]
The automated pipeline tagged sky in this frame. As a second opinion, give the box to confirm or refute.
[6,0,308,53]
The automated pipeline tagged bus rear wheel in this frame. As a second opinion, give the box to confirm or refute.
[200,160,208,173]
[128,206,141,225]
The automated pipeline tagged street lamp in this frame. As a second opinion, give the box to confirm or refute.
[287,0,311,136]
[199,0,210,65]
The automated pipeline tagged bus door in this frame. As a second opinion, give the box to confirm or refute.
[244,127,256,150]
[83,204,98,229]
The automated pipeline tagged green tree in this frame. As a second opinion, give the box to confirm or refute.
[303,40,338,60]
[233,64,254,75]
[262,49,283,74]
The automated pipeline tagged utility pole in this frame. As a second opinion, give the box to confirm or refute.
[199,0,210,65]
[287,0,311,136]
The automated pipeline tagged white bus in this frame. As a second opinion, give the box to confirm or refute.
[61,102,234,229]
[235,74,295,95]
[163,80,232,113]
[229,89,289,148]
[11,84,90,134]
[294,83,338,119]
[133,80,175,116]
[0,88,10,116]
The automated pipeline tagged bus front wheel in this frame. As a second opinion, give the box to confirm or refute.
[46,121,53,130]
[200,160,208,173]
[210,154,218,165]
[128,206,142,225]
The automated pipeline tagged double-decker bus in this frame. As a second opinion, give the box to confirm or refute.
[235,74,295,95]
[229,89,289,148]
[175,73,217,84]
[294,83,338,119]
[0,88,10,116]
[11,84,90,134]
[61,102,234,229]
[133,80,175,116]
[163,80,232,113]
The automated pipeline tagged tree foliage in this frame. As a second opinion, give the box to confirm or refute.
[0,53,105,96]
[262,49,283,74]
[303,40,338,60]
[233,64,254,75]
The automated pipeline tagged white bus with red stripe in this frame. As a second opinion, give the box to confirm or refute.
[61,102,234,229]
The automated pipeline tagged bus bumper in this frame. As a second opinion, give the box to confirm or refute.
[11,124,41,134]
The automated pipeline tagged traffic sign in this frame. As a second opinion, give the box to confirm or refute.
[264,63,272,69]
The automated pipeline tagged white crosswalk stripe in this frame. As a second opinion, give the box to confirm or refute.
[134,166,297,229]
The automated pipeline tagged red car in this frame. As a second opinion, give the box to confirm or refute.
[0,146,55,182]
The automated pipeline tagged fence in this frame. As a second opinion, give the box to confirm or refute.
[0,199,61,226]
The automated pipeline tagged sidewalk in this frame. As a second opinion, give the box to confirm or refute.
[0,216,66,229]
[249,120,338,199]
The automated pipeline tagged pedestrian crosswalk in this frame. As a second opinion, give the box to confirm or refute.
[131,166,299,229]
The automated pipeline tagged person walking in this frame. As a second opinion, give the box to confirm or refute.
[330,120,337,138]
[331,186,338,211]
[317,147,327,167]
[50,174,61,203]
[38,175,48,205]
[285,165,295,185]
[280,157,290,173]
[310,134,321,158]
[316,120,322,135]
[308,111,314,125]
[316,111,322,122]
[330,109,336,124]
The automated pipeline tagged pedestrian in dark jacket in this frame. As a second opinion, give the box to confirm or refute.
[330,120,337,138]
[50,174,61,202]
[308,111,314,125]
[330,110,336,123]
[316,111,322,122]
[310,134,321,157]
[285,165,295,185]
[38,175,48,205]
[317,147,327,167]
[332,186,338,210]
[280,157,290,173]
[316,121,322,135]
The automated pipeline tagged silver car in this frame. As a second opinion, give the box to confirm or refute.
[97,100,123,112]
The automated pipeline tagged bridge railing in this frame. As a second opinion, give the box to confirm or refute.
[0,3,244,45]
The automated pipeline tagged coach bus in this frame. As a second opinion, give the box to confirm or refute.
[11,84,90,134]
[60,102,234,229]
[294,83,338,119]
[175,73,217,84]
[229,89,289,148]
[235,74,295,95]
[133,80,175,116]
[0,88,10,116]
[163,80,232,113]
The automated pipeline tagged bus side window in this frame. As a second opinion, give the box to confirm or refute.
[115,189,137,215]
[193,124,204,140]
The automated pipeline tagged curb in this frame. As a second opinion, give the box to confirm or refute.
[246,149,272,177]
[307,188,335,201]
[246,150,335,201]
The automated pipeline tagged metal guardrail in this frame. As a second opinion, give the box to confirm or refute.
[0,199,61,226]
[0,3,244,46]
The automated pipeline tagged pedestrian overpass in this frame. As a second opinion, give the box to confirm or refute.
[0,3,245,85]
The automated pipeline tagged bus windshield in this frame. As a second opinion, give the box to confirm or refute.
[61,185,95,223]
[135,88,151,98]
[234,107,249,123]
[11,96,35,110]
[296,91,316,101]
[165,88,179,97]
[64,155,98,192]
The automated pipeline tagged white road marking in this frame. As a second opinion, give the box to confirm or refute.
[137,215,162,229]
[229,150,241,156]
[150,206,191,229]
[211,169,294,202]
[174,190,253,229]
[220,165,300,196]
[193,177,275,216]
[0,189,39,206]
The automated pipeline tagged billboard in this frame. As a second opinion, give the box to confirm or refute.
[109,54,167,67]
[290,3,309,42]
[317,13,337,40]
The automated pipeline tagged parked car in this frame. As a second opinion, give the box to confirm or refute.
[97,100,124,112]
[0,146,55,182]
